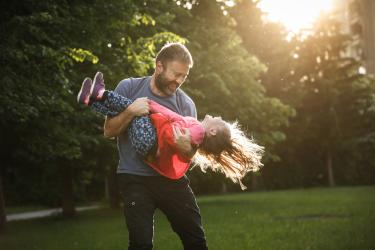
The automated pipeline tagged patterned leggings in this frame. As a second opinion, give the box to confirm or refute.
[91,91,156,156]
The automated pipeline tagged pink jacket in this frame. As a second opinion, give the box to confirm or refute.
[145,100,205,179]
[149,100,205,146]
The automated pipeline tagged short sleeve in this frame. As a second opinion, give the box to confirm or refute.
[177,90,197,118]
[185,102,197,118]
[114,78,133,98]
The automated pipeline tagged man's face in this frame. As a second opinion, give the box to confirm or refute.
[155,60,190,96]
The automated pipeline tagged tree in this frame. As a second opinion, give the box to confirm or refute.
[0,0,188,223]
[229,1,375,188]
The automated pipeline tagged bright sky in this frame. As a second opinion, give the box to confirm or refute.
[258,0,334,33]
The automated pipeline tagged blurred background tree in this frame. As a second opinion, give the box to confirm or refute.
[0,0,187,221]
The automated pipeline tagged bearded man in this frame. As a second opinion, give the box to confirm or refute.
[104,43,208,250]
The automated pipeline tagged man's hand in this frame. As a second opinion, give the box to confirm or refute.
[103,97,149,138]
[172,126,195,159]
[128,97,150,116]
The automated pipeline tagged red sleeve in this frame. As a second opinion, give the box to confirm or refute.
[151,113,190,161]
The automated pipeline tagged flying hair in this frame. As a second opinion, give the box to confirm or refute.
[192,121,264,190]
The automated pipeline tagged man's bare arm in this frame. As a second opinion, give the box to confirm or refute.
[103,97,149,138]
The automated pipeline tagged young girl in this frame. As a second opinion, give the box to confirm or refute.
[78,72,264,189]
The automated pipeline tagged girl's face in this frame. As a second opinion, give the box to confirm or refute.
[202,115,227,137]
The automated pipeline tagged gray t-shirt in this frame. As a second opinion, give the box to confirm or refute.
[114,76,197,176]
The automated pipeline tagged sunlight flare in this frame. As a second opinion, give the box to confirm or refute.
[258,0,334,33]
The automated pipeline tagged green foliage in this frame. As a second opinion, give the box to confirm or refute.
[0,0,187,206]
[279,17,375,186]
[229,1,375,188]
[68,48,99,64]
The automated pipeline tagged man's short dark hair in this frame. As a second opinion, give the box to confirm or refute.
[156,42,193,68]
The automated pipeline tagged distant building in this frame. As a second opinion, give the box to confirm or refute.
[333,0,375,74]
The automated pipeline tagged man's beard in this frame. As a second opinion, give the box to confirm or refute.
[155,72,178,96]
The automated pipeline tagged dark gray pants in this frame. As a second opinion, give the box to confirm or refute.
[118,174,208,250]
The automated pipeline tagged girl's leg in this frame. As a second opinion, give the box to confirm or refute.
[90,91,133,117]
[91,102,118,117]
[129,116,157,157]
[102,91,133,113]
[90,90,156,157]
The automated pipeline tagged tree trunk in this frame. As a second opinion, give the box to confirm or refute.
[0,175,6,231]
[60,163,76,217]
[221,182,228,193]
[107,165,120,208]
[327,151,335,187]
[251,174,259,191]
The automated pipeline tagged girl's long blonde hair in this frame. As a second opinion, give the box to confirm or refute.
[192,121,264,190]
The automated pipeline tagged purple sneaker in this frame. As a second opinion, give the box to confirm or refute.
[90,71,105,101]
[77,77,92,105]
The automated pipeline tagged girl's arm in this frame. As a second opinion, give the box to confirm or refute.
[149,100,183,122]
[150,100,197,159]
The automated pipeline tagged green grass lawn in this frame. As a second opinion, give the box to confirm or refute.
[1,186,374,250]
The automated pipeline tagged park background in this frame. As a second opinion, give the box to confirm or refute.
[1,0,374,249]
